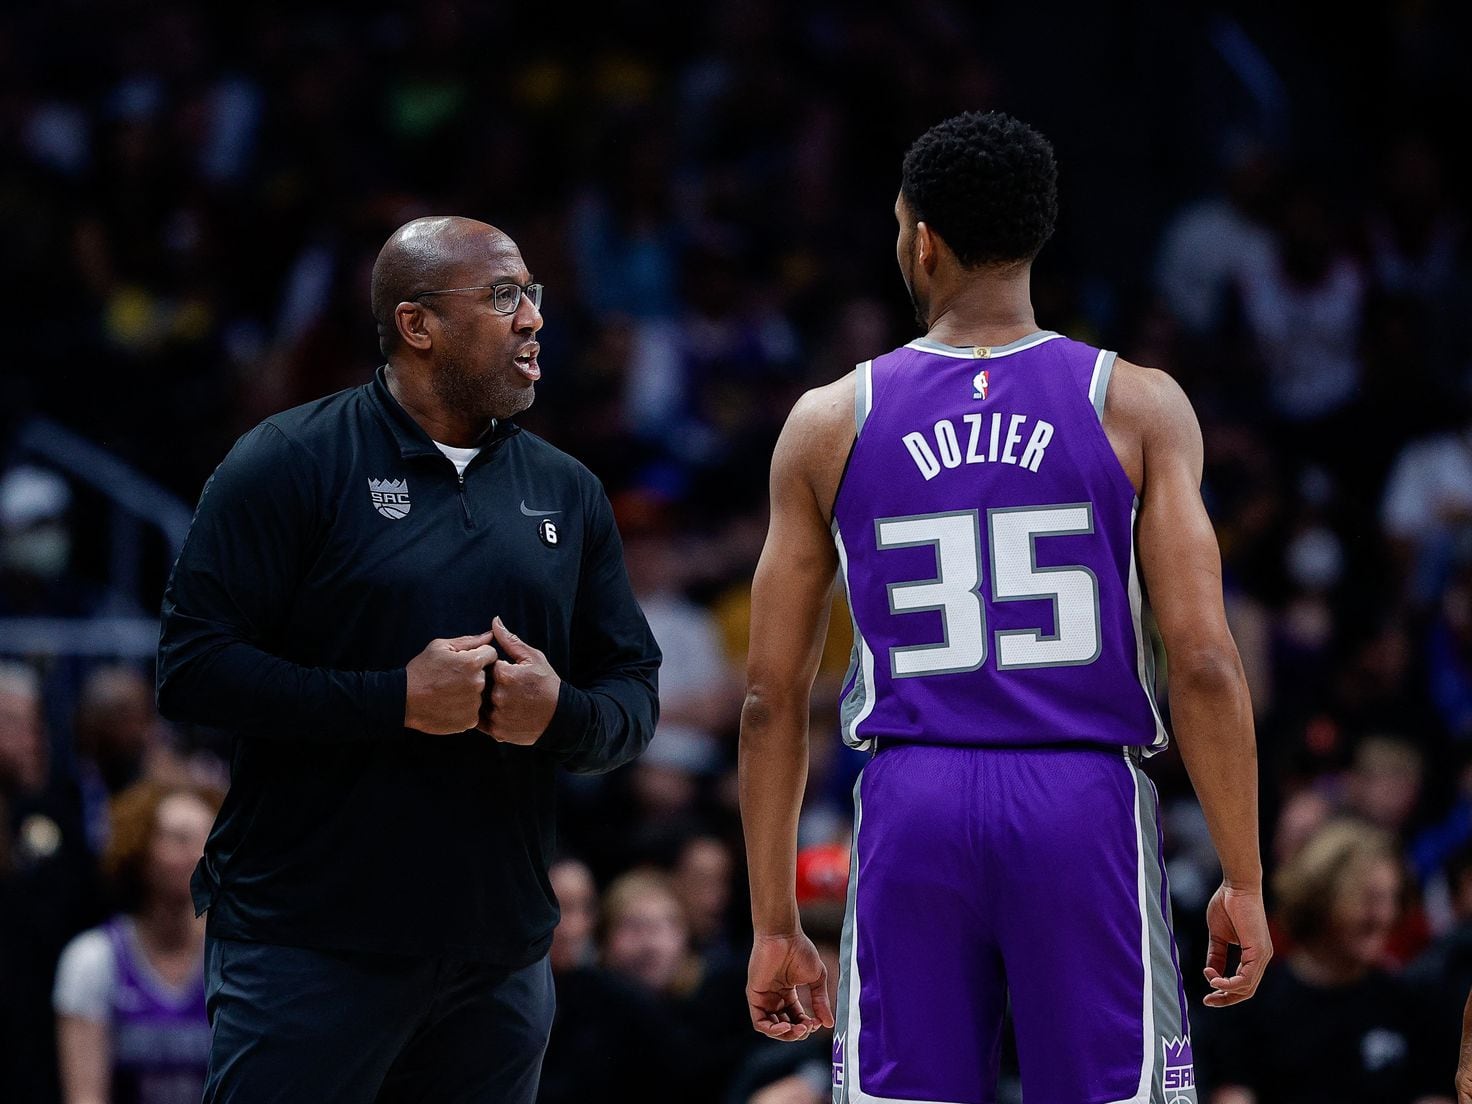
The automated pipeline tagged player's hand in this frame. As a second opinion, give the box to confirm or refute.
[479,617,561,744]
[1202,882,1272,1007]
[747,931,834,1042]
[404,633,498,734]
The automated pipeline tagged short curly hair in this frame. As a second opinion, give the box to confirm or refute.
[900,111,1058,267]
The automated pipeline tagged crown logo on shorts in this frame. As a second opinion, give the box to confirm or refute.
[1161,1035,1195,1100]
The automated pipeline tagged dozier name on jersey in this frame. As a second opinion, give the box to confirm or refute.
[901,412,1055,481]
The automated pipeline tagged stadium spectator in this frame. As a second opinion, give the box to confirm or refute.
[1199,819,1444,1103]
[1409,843,1472,1097]
[0,466,90,618]
[673,833,738,960]
[72,666,188,854]
[1380,414,1472,605]
[600,867,750,1092]
[0,664,100,1104]
[539,857,669,1104]
[52,780,219,1104]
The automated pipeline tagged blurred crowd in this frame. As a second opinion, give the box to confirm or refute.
[3,1,1472,1101]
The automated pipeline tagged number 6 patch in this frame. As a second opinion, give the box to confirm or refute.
[537,519,559,547]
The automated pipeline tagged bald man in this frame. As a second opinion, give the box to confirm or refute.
[158,217,661,1104]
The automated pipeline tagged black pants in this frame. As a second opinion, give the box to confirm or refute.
[202,936,554,1104]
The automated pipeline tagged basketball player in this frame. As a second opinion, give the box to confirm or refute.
[739,112,1271,1104]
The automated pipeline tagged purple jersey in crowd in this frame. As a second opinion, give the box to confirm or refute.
[104,919,211,1104]
[832,331,1166,753]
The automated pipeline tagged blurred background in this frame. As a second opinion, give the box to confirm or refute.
[2,1,1471,1101]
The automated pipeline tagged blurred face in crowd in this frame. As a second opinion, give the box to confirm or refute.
[674,837,732,943]
[604,882,688,994]
[79,667,157,765]
[550,859,598,973]
[0,682,45,792]
[631,760,698,818]
[1273,790,1332,866]
[146,792,214,907]
[1321,855,1402,969]
[1346,738,1423,832]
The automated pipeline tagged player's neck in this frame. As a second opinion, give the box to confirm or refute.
[384,362,493,448]
[922,275,1038,349]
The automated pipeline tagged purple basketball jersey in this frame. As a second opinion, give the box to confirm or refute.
[104,919,211,1104]
[832,331,1166,752]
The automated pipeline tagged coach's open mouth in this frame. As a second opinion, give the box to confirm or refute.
[514,345,540,381]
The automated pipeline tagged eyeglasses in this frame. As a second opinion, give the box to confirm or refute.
[413,281,544,315]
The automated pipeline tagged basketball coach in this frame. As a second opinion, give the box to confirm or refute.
[156,215,661,1103]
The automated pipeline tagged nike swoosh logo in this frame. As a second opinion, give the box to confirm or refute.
[520,501,562,516]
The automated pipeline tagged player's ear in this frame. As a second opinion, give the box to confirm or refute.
[915,221,938,273]
[395,301,433,352]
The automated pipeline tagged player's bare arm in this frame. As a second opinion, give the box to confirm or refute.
[1107,357,1272,1008]
[739,375,852,1042]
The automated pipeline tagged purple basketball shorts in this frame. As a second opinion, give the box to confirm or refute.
[832,743,1195,1104]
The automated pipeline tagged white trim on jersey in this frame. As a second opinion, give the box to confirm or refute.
[1127,500,1170,750]
[834,526,878,751]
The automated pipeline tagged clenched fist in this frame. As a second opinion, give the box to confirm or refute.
[404,632,499,734]
[478,617,561,744]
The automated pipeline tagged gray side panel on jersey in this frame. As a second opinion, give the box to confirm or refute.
[1129,750,1192,1104]
[1090,349,1118,420]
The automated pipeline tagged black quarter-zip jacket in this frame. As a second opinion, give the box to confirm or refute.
[157,367,660,965]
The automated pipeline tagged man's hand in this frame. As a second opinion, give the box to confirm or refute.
[1203,882,1273,1007]
[479,617,561,744]
[404,633,498,734]
[747,932,834,1042]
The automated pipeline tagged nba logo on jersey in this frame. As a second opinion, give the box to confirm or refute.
[832,1033,845,1088]
[972,369,990,399]
[1162,1036,1195,1103]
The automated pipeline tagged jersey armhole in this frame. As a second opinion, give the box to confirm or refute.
[829,358,874,526]
[1088,349,1118,422]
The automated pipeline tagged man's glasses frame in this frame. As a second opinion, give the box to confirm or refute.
[412,282,543,315]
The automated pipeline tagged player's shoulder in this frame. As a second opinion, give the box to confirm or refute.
[1105,357,1200,445]
[783,370,858,447]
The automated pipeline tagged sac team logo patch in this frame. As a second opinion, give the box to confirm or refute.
[831,1032,844,1089]
[369,478,411,520]
[1162,1036,1195,1103]
[972,369,990,400]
